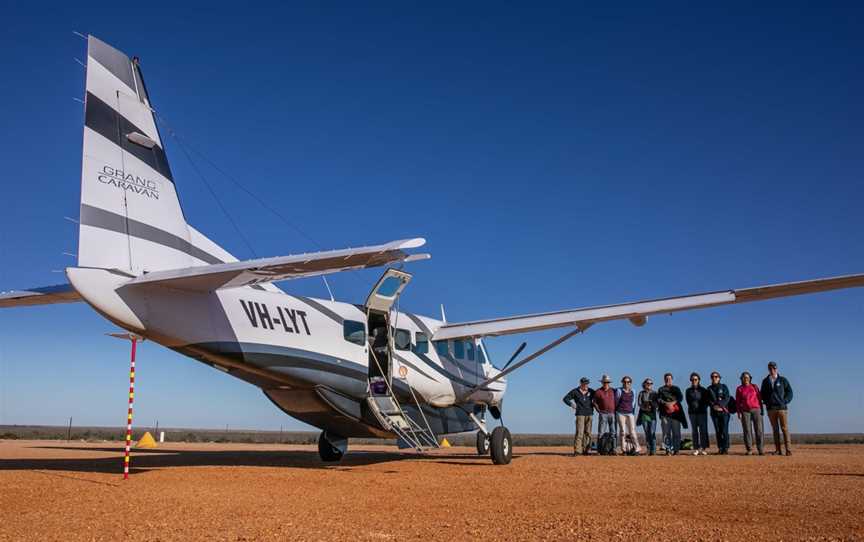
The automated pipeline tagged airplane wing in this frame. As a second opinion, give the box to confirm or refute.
[125,238,430,292]
[0,284,82,308]
[434,273,864,340]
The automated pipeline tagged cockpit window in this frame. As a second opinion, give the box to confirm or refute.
[466,340,475,361]
[394,328,411,351]
[453,340,465,359]
[414,332,429,354]
[434,340,449,357]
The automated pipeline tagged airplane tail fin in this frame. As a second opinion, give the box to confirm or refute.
[78,36,227,273]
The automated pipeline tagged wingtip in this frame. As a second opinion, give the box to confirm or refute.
[396,237,427,249]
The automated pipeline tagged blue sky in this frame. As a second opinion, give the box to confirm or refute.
[1,3,862,434]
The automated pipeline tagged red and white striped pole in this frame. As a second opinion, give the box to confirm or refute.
[123,337,138,480]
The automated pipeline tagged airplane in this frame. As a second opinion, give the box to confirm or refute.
[2,36,863,465]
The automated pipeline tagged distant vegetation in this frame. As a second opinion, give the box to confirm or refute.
[0,425,861,446]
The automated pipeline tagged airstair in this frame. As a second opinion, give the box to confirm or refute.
[364,269,440,452]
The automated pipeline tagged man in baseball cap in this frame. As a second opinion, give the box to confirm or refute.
[593,374,617,451]
[562,377,595,455]
[760,361,794,456]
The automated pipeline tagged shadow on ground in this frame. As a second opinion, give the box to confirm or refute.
[0,446,510,475]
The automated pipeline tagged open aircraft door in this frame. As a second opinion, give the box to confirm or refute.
[365,268,412,314]
[365,269,412,391]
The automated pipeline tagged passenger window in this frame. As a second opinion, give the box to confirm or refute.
[435,340,449,356]
[453,340,465,359]
[394,328,411,351]
[466,340,475,361]
[343,320,366,346]
[414,332,429,354]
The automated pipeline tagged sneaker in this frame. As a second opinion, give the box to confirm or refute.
[745,450,752,456]
[785,450,793,456]
[692,450,700,456]
[701,450,709,456]
[758,451,764,456]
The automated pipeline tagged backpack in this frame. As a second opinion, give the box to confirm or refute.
[598,432,615,456]
[622,434,639,456]
[680,438,693,451]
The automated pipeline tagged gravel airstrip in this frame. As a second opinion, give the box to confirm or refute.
[1,440,862,541]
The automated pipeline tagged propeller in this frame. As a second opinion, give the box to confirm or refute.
[501,342,527,371]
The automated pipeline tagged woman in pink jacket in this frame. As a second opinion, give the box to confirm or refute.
[736,371,764,455]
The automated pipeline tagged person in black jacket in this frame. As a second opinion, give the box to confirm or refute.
[563,377,595,456]
[685,372,710,455]
[760,361,794,456]
[657,373,688,455]
[707,371,732,454]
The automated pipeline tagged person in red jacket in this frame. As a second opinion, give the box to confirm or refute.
[735,371,764,455]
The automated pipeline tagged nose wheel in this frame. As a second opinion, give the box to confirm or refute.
[476,430,491,455]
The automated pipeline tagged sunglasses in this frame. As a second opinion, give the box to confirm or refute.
[690,377,699,381]
[711,375,720,379]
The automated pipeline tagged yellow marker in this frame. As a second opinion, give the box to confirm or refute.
[135,431,157,449]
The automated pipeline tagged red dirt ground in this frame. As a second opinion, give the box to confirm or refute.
[1,440,862,541]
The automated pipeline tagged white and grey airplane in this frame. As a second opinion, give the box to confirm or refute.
[2,36,863,464]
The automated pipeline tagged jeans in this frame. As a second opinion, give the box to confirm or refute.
[767,409,791,453]
[573,415,592,454]
[689,412,710,450]
[711,411,730,452]
[597,412,616,448]
[740,409,764,453]
[660,416,681,452]
[616,413,641,453]
[640,417,657,454]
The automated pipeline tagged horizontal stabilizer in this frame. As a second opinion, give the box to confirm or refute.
[434,272,864,340]
[0,284,82,308]
[125,238,430,292]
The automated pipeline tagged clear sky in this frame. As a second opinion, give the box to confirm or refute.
[1,2,862,434]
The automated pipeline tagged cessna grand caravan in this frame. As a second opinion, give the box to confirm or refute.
[2,37,862,464]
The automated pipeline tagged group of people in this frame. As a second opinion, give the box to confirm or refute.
[562,361,794,456]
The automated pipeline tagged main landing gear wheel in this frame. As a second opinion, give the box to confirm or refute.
[489,426,512,465]
[317,431,347,462]
[476,431,491,456]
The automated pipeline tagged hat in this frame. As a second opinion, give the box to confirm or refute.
[580,377,590,384]
[768,361,777,368]
[600,374,611,383]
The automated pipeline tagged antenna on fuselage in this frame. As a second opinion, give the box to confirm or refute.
[322,276,335,302]
[440,304,447,323]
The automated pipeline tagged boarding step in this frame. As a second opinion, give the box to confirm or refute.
[365,396,439,450]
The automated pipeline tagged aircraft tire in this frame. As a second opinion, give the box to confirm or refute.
[476,431,491,456]
[489,426,512,465]
[317,431,345,462]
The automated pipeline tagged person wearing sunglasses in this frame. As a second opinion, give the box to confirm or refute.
[736,371,764,455]
[707,371,732,455]
[685,372,711,456]
[615,376,641,455]
[637,378,659,455]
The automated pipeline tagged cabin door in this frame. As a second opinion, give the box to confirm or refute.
[365,269,412,394]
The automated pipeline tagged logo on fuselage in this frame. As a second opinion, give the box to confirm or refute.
[97,165,159,199]
[239,300,311,335]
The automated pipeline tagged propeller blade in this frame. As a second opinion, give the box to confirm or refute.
[501,342,527,370]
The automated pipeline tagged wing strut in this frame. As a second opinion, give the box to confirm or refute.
[466,325,590,400]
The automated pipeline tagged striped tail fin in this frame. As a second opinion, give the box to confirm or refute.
[79,35,213,273]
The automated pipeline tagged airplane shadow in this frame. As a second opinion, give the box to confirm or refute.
[0,445,505,476]
[0,446,408,475]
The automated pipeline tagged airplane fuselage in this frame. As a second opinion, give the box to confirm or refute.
[66,267,505,438]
